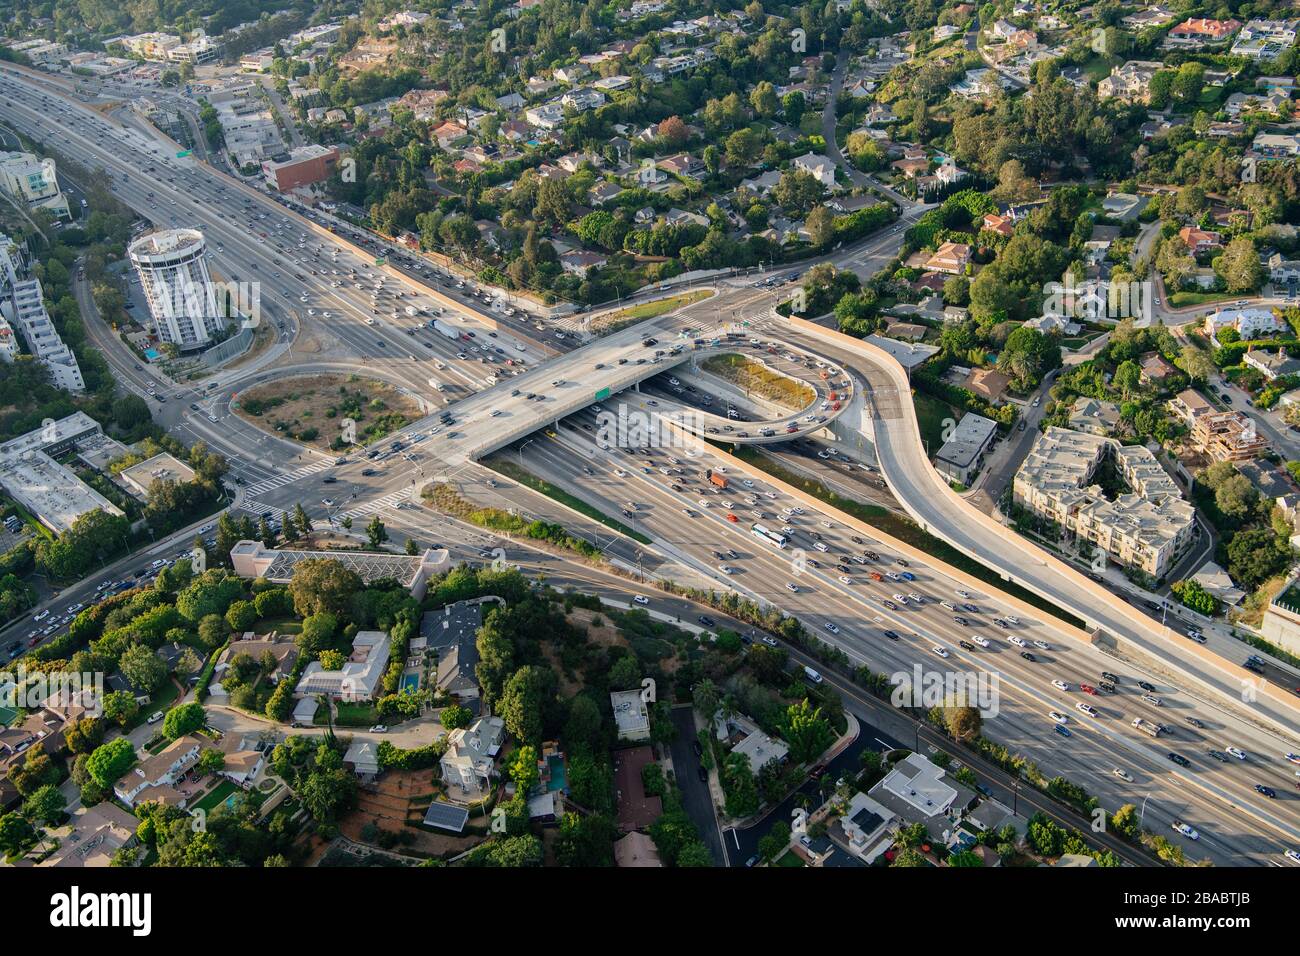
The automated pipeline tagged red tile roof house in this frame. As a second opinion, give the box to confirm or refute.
[1178,226,1223,254]
[982,212,1015,237]
[1168,18,1242,43]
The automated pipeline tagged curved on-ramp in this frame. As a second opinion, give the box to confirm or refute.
[782,315,1300,739]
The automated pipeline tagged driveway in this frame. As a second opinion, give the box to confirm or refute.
[669,705,727,865]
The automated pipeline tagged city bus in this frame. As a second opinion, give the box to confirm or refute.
[750,523,789,549]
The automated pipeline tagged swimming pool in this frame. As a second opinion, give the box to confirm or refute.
[401,672,420,694]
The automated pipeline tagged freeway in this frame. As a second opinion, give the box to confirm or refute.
[495,412,1300,865]
[773,318,1300,734]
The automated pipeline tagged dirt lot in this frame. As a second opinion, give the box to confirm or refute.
[341,768,483,859]
[233,374,422,451]
[701,353,815,411]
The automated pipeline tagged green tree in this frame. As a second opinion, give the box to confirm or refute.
[119,643,166,693]
[162,702,207,740]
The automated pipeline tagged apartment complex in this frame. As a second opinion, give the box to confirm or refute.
[1014,427,1196,578]
[7,278,84,391]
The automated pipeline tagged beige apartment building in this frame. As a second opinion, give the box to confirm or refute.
[1014,427,1196,579]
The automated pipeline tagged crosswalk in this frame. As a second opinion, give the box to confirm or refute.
[240,460,332,496]
[336,488,415,520]
[239,503,286,523]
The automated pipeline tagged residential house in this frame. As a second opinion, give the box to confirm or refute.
[611,688,650,741]
[1098,61,1162,102]
[1167,18,1242,46]
[1178,226,1223,254]
[793,152,836,188]
[294,631,390,702]
[1203,307,1285,342]
[923,241,972,275]
[441,715,505,797]
[1244,348,1300,381]
[1067,397,1122,436]
[114,735,203,808]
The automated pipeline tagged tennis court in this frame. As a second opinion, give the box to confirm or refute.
[0,705,19,726]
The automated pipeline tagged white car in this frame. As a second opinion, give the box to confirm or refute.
[1225,746,1248,760]
[1032,640,1050,650]
[786,582,799,593]
[697,499,711,509]
[824,621,840,634]
[838,575,852,585]
[717,565,735,575]
[956,589,970,599]
[1048,711,1069,725]
[1112,768,1133,782]
[1286,850,1300,865]
[892,594,908,605]
[971,635,990,648]
[1008,635,1027,648]
[1285,753,1300,766]
[1076,702,1098,718]
[1005,616,1020,625]
[633,595,650,605]
[932,645,950,659]
[614,469,627,478]
[1171,820,1200,841]
[1051,679,1070,692]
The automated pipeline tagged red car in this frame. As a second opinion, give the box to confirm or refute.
[26,637,40,647]
[725,513,739,523]
[1080,683,1098,696]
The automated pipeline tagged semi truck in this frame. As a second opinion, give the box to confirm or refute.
[433,318,461,340]
[706,469,728,489]
[1132,717,1166,737]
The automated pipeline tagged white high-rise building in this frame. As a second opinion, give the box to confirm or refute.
[128,229,227,351]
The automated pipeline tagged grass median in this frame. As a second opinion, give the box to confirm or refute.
[589,289,713,336]
[700,353,816,411]
[485,458,652,544]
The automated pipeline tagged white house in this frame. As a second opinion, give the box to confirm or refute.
[440,716,505,796]
[793,153,836,188]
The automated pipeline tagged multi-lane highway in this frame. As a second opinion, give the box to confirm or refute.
[4,64,1300,866]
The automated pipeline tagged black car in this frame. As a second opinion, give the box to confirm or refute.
[692,740,703,757]
[1186,717,1204,729]
[1101,671,1120,684]
[959,640,975,651]
[1021,651,1037,662]
[322,476,337,484]
[1255,784,1277,798]
[698,615,716,628]
[1098,681,1117,694]
[883,629,900,641]
[1168,752,1190,767]
[361,468,377,477]
[697,765,708,783]
[1137,680,1156,692]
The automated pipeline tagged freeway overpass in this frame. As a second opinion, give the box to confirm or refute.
[386,317,854,467]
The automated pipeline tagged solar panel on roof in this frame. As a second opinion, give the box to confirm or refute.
[422,801,469,832]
